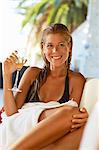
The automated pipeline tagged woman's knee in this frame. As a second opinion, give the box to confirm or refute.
[60,105,80,119]
[53,106,78,128]
[39,105,80,129]
[39,105,79,122]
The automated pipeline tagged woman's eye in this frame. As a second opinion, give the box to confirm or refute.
[47,44,53,49]
[59,43,65,48]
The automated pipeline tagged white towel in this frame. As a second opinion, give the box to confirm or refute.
[0,100,78,150]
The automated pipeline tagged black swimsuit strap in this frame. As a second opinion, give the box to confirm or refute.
[58,74,69,103]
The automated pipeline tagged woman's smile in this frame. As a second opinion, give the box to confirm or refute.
[51,55,62,60]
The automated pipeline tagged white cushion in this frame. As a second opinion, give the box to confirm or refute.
[80,78,99,114]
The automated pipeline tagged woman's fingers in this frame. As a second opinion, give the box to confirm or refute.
[73,111,88,119]
[71,123,84,129]
[12,51,18,59]
[72,118,87,124]
[9,51,18,63]
[3,51,19,74]
[5,51,18,63]
[71,108,88,130]
[79,107,86,112]
[6,57,12,63]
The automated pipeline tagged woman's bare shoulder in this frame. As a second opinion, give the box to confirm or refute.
[69,70,86,83]
[26,66,42,74]
[69,70,86,105]
[22,66,42,83]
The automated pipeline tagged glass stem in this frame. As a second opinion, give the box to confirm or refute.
[13,70,20,88]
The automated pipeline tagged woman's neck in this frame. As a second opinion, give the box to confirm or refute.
[50,65,68,78]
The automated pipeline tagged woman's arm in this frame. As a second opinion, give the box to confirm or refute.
[14,67,40,109]
[69,71,86,105]
[69,71,88,130]
[3,52,19,115]
[3,52,40,116]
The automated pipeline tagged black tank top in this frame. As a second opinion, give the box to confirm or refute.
[26,74,69,104]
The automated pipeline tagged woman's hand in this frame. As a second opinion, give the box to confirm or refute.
[3,51,18,75]
[71,107,88,131]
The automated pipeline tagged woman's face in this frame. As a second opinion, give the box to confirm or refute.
[43,33,70,67]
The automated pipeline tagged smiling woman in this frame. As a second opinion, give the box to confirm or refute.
[1,23,88,150]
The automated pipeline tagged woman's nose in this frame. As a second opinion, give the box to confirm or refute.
[52,46,57,53]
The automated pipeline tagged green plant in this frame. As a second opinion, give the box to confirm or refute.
[16,0,88,37]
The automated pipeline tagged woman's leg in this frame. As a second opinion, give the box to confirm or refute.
[43,126,84,150]
[10,106,80,150]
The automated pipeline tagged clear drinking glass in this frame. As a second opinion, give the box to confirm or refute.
[8,50,27,92]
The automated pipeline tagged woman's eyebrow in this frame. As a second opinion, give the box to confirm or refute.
[59,41,65,43]
[47,41,65,44]
[45,42,53,45]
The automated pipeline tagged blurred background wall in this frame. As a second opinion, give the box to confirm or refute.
[71,0,99,77]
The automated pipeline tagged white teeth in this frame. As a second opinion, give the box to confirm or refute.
[52,56,61,59]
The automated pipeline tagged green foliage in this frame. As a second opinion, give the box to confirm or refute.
[17,0,88,29]
[16,0,88,44]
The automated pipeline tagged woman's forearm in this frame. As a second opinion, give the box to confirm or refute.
[10,106,79,150]
[3,74,18,116]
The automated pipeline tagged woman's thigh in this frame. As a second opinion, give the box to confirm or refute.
[42,126,84,150]
[38,105,79,122]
